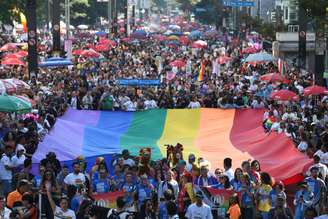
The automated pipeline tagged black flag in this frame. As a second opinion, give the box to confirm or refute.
[26,0,38,78]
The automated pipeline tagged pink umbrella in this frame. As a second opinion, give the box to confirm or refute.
[166,72,176,81]
[192,40,207,49]
[270,90,299,101]
[3,78,30,90]
[170,60,186,68]
[1,58,26,66]
[304,85,328,96]
[81,49,100,58]
[0,80,16,94]
[0,43,16,52]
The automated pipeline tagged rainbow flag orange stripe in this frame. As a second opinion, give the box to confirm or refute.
[197,61,205,81]
[33,108,311,184]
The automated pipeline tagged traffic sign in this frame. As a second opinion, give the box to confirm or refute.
[223,1,255,7]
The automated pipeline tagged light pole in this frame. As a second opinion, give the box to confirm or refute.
[108,0,112,33]
[65,0,70,39]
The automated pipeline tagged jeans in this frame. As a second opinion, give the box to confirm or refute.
[0,180,12,196]
[241,207,255,219]
[260,211,269,219]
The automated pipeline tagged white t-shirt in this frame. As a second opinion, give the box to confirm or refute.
[188,101,201,109]
[314,150,328,164]
[64,173,86,186]
[123,158,135,167]
[224,168,234,181]
[54,206,76,219]
[185,203,213,219]
[11,154,26,167]
[0,154,12,180]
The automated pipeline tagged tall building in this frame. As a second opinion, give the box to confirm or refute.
[250,0,275,22]
[275,0,298,25]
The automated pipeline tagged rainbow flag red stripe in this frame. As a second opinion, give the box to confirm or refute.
[197,61,205,81]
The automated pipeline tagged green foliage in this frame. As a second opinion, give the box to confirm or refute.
[193,0,222,25]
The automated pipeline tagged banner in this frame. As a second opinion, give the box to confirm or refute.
[193,186,237,217]
[92,191,124,209]
[52,0,61,52]
[117,79,161,86]
[26,0,38,77]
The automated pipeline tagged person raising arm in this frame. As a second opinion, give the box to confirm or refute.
[46,182,76,219]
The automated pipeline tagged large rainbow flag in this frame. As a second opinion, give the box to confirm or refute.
[33,108,311,184]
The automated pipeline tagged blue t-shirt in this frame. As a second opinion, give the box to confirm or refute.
[137,184,152,204]
[112,174,124,189]
[71,195,84,212]
[121,182,137,205]
[231,179,242,192]
[92,178,110,193]
[159,202,168,219]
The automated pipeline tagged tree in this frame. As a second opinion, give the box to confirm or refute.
[299,0,328,30]
[193,0,222,25]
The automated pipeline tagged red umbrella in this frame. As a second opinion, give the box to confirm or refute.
[3,54,23,59]
[218,56,232,64]
[0,43,16,52]
[242,47,258,54]
[179,36,189,45]
[99,39,117,47]
[72,49,84,56]
[81,49,100,58]
[260,73,284,83]
[304,85,328,96]
[170,60,186,68]
[16,50,28,57]
[95,44,110,52]
[270,90,299,101]
[1,58,26,66]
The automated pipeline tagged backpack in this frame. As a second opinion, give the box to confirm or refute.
[107,209,120,219]
[107,209,132,219]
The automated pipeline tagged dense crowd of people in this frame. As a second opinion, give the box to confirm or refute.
[0,16,327,218]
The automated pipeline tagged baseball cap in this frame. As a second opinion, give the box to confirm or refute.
[195,191,204,199]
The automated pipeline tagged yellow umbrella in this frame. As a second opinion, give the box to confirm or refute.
[168,35,179,41]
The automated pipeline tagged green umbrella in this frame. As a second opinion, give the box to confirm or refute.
[0,94,32,114]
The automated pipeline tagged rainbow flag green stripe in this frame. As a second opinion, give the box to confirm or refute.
[34,108,311,183]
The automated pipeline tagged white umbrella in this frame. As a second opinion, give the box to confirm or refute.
[77,24,88,30]
[244,52,276,62]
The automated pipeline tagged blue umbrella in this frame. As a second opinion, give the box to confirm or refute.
[244,52,276,62]
[95,31,107,36]
[133,30,147,35]
[131,30,147,39]
[39,57,73,67]
[189,30,202,39]
[170,31,183,36]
